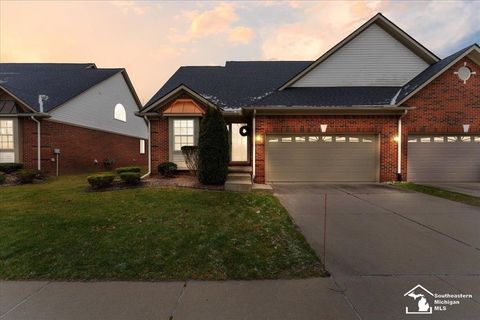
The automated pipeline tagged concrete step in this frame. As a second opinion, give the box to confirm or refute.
[228,166,252,173]
[225,173,252,192]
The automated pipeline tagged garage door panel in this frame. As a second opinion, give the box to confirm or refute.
[265,134,378,182]
[407,135,480,182]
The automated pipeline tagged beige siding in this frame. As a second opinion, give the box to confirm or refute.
[291,23,429,87]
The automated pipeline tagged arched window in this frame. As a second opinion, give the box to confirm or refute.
[114,103,126,122]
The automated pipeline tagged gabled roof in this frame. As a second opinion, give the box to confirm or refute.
[143,61,311,110]
[0,63,131,112]
[395,44,480,105]
[278,13,440,90]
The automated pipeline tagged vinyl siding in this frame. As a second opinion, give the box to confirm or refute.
[50,72,148,139]
[291,23,430,87]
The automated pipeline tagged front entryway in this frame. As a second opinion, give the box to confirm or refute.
[265,134,379,182]
[229,123,249,163]
[407,134,480,182]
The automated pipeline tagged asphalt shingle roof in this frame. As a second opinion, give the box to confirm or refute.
[0,63,122,112]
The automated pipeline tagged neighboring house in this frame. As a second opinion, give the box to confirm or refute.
[138,13,480,183]
[0,63,148,175]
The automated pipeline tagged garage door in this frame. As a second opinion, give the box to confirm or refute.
[265,134,378,182]
[407,135,480,182]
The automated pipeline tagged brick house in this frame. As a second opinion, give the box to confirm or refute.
[0,63,148,175]
[138,13,480,184]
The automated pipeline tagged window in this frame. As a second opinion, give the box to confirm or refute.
[267,137,279,143]
[362,138,373,143]
[447,136,457,143]
[420,137,431,143]
[140,139,146,154]
[173,119,194,151]
[408,138,417,143]
[322,136,332,142]
[461,136,472,142]
[308,136,319,142]
[349,137,359,143]
[335,136,346,142]
[0,120,15,163]
[474,137,480,143]
[281,137,292,143]
[114,103,126,122]
[433,137,444,143]
[295,136,305,142]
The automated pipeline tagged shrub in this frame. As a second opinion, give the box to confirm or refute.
[158,162,177,178]
[0,172,5,184]
[120,172,141,185]
[181,146,199,176]
[103,158,114,170]
[116,166,141,174]
[87,172,115,189]
[197,107,229,185]
[16,169,38,184]
[0,163,23,174]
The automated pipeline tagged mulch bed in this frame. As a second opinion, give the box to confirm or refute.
[145,174,224,191]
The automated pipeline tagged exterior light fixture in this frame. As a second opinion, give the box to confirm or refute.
[320,124,328,133]
[255,134,263,143]
[393,136,400,142]
[463,124,470,133]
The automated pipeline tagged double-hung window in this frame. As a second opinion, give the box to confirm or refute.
[0,120,15,163]
[173,119,194,151]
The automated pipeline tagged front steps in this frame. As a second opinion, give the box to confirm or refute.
[225,172,252,192]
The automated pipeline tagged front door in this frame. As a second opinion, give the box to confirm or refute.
[230,123,249,163]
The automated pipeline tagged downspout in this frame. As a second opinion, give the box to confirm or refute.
[30,116,41,171]
[397,110,408,181]
[141,116,151,179]
[252,109,256,182]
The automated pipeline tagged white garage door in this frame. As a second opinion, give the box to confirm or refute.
[408,135,480,182]
[265,134,379,182]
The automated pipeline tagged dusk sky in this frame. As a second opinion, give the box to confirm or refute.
[1,1,479,103]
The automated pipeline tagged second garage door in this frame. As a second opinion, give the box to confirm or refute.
[265,134,379,182]
[408,135,480,182]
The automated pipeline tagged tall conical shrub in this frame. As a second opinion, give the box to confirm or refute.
[197,106,229,185]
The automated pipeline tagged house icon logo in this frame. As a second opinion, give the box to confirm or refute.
[404,284,433,314]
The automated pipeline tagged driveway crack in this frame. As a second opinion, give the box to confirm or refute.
[0,281,51,319]
[330,274,363,320]
[168,281,188,320]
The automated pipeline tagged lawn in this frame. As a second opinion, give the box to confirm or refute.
[393,183,480,207]
[0,176,324,280]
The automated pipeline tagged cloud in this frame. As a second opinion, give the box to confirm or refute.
[110,1,145,15]
[228,26,254,45]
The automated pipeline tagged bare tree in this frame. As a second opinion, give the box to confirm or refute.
[181,146,199,176]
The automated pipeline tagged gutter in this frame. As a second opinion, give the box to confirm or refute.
[252,110,256,182]
[141,116,152,179]
[30,116,41,171]
[0,113,50,118]
[243,105,413,111]
[397,110,408,180]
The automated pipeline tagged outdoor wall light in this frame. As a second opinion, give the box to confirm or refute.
[393,135,400,142]
[463,124,470,133]
[255,134,263,143]
[321,124,328,133]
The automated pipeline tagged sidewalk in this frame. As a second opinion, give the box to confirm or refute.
[0,278,358,320]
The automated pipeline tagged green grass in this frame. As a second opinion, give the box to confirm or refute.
[393,183,480,207]
[0,176,323,280]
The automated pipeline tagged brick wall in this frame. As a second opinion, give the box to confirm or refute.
[254,115,398,183]
[150,118,169,174]
[401,57,480,180]
[21,119,147,175]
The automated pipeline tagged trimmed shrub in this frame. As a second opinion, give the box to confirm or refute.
[197,107,229,185]
[0,163,23,174]
[87,172,115,189]
[158,162,177,178]
[181,146,199,176]
[16,169,38,184]
[116,166,141,174]
[120,172,141,185]
[0,172,5,184]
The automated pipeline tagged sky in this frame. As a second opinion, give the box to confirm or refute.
[1,0,479,104]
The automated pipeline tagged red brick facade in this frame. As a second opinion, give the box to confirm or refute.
[400,57,480,180]
[150,117,169,173]
[20,119,147,175]
[254,115,399,183]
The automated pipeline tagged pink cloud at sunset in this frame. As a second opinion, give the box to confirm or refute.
[1,1,478,103]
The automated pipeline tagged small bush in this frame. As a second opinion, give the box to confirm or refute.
[0,172,5,184]
[0,163,23,174]
[116,166,141,174]
[120,172,141,185]
[181,146,199,176]
[16,169,38,184]
[87,173,115,189]
[158,162,177,178]
[197,107,229,185]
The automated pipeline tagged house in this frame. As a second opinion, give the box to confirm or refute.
[138,13,480,184]
[0,63,148,175]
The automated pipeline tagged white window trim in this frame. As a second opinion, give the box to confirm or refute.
[0,118,19,163]
[140,139,146,154]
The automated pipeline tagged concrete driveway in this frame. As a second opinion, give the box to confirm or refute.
[274,183,480,320]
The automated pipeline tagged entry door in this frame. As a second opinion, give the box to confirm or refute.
[230,123,248,162]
